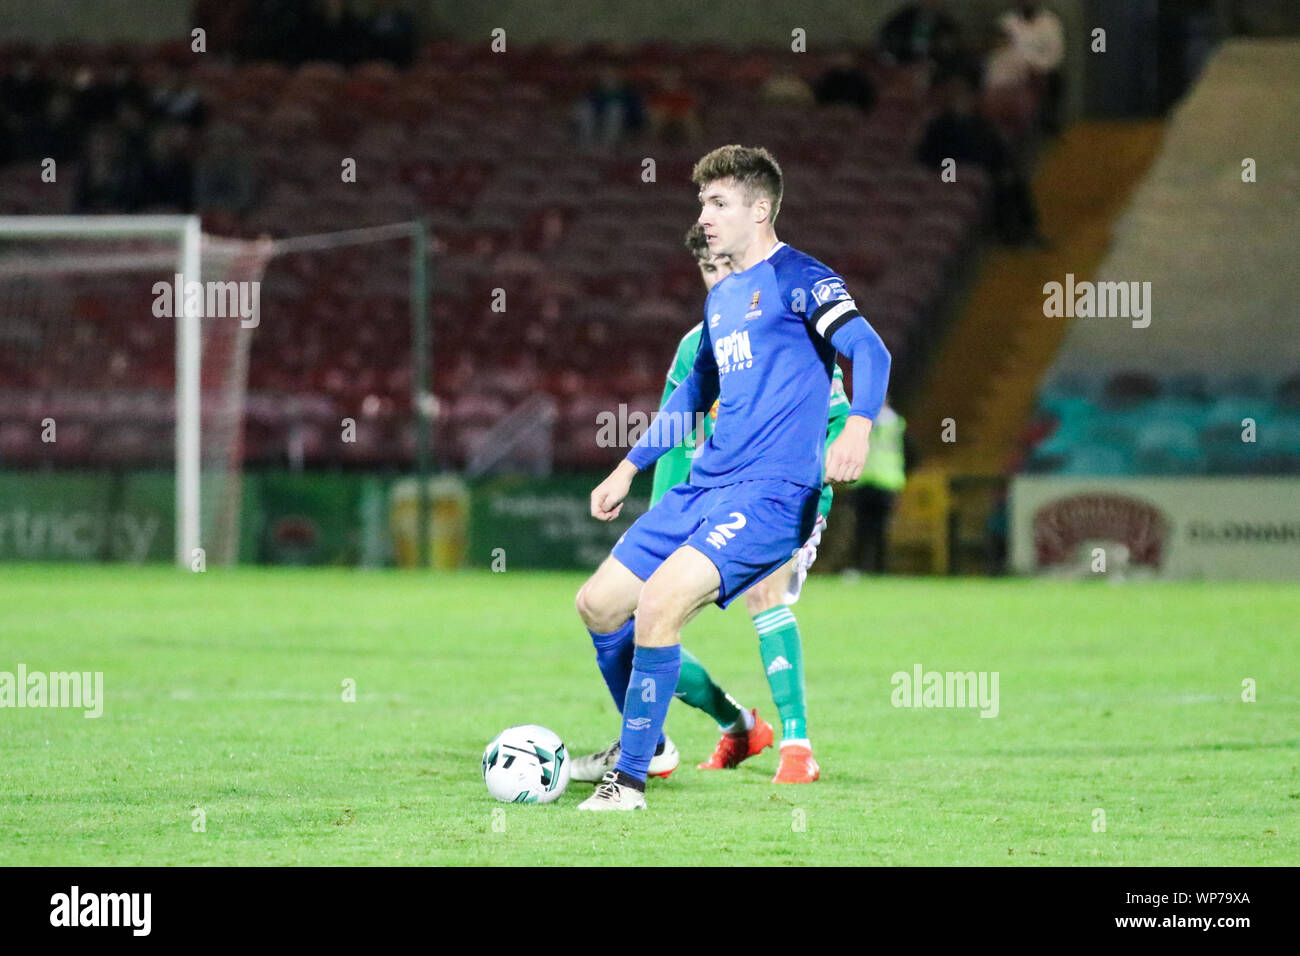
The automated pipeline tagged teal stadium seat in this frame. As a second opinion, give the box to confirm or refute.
[1257,413,1300,473]
[1058,443,1132,476]
[1139,396,1211,432]
[1134,419,1202,475]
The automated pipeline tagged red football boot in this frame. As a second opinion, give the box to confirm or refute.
[697,709,775,769]
[772,744,820,784]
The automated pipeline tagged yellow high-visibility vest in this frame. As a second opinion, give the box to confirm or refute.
[855,405,906,492]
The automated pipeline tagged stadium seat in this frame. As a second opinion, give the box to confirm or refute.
[1059,443,1132,476]
[1103,371,1161,406]
[1134,420,1202,475]
[1274,373,1300,410]
[1257,414,1300,472]
[1199,421,1261,475]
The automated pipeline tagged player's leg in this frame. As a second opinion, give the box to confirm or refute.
[572,555,683,782]
[674,644,776,768]
[634,544,721,645]
[570,556,646,782]
[744,560,820,783]
[580,479,818,809]
[575,554,642,710]
[687,573,780,769]
[578,545,719,810]
[675,647,743,731]
[751,509,827,781]
[749,559,808,746]
[615,544,720,772]
[690,510,830,773]
[572,483,704,785]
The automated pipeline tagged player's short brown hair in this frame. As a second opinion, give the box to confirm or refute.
[691,144,783,226]
[683,222,711,262]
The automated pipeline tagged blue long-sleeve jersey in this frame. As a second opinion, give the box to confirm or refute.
[628,241,891,490]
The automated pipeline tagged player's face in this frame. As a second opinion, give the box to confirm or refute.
[697,254,732,292]
[697,178,762,262]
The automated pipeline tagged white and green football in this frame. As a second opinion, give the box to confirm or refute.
[482,725,569,804]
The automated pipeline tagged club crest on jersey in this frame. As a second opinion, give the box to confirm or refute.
[714,328,753,373]
[811,278,849,306]
[744,289,762,321]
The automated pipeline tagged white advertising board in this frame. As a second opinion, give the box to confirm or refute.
[1010,478,1300,579]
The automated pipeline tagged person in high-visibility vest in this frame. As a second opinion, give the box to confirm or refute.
[846,399,906,572]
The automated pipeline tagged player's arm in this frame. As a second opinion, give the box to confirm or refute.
[590,330,720,520]
[804,283,891,483]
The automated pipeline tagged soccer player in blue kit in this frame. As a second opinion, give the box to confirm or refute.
[574,145,891,810]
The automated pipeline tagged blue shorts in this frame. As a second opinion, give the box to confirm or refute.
[611,478,821,608]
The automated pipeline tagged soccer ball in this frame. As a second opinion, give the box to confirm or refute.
[482,724,570,804]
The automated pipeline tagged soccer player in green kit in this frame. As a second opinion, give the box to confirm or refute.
[571,223,849,784]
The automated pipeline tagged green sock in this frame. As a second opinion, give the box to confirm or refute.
[675,646,744,729]
[754,606,807,742]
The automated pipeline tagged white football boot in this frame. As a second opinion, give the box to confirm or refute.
[577,771,647,811]
[569,736,679,783]
[569,739,620,783]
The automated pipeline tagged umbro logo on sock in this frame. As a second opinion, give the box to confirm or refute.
[625,717,652,730]
[766,656,793,675]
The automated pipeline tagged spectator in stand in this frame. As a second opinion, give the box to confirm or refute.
[30,89,83,165]
[760,70,815,107]
[150,65,207,129]
[916,73,1046,246]
[980,23,1038,139]
[113,97,152,167]
[574,65,645,150]
[75,125,144,212]
[1,59,51,161]
[812,52,878,113]
[366,0,418,68]
[239,0,317,64]
[310,0,365,66]
[192,0,250,57]
[72,62,148,130]
[879,0,968,80]
[141,123,194,212]
[999,1,1066,133]
[647,66,703,146]
[1,59,50,120]
[983,22,1032,92]
[195,123,258,228]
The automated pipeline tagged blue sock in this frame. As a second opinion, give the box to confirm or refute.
[590,620,668,749]
[589,619,635,714]
[614,644,681,782]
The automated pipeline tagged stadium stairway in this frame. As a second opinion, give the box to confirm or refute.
[887,119,1165,572]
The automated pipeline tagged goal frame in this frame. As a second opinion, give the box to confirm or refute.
[0,214,202,567]
[1,215,434,568]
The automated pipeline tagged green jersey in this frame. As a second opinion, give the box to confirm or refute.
[650,323,851,518]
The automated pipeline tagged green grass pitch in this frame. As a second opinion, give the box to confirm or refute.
[1,563,1296,866]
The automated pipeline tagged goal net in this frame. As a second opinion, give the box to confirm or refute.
[0,216,270,566]
[0,216,434,568]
